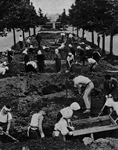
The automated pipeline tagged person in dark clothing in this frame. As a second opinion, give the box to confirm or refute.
[68,44,75,58]
[19,35,23,50]
[7,48,14,63]
[103,75,118,115]
[54,49,61,73]
[92,51,101,63]
[23,50,29,72]
[104,75,118,99]
[28,45,34,53]
[37,50,45,73]
[36,33,42,49]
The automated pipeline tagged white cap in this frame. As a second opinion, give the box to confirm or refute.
[69,44,72,47]
[77,46,81,49]
[55,49,59,53]
[86,47,90,50]
[8,48,11,51]
[42,46,46,50]
[105,98,114,107]
[70,102,80,111]
[37,50,42,55]
[61,107,73,119]
[68,52,73,56]
[30,45,33,48]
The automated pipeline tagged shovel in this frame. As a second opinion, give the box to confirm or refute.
[3,131,19,142]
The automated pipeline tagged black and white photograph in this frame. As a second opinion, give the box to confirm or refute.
[0,0,118,149]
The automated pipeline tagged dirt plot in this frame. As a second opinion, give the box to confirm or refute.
[74,119,112,130]
[0,32,118,149]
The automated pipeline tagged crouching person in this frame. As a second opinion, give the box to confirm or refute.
[27,108,47,140]
[53,102,80,141]
[0,105,12,142]
[26,61,37,73]
[53,117,74,141]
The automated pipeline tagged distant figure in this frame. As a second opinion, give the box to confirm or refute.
[77,47,86,65]
[26,37,31,47]
[92,51,101,63]
[86,58,98,72]
[28,108,47,140]
[68,33,73,43]
[66,52,74,72]
[36,33,42,49]
[19,35,23,50]
[23,49,29,71]
[68,44,75,58]
[54,49,61,73]
[7,48,14,63]
[26,61,37,73]
[37,50,45,73]
[60,32,65,42]
[97,34,100,47]
[28,45,34,53]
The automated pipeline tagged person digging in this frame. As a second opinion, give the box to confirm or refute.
[53,102,80,141]
[102,74,118,115]
[0,105,12,143]
[69,75,94,114]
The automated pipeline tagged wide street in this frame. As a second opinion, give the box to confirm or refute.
[0,27,118,55]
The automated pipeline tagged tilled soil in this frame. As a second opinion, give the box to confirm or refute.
[0,33,118,149]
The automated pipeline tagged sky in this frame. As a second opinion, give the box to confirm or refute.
[31,0,75,14]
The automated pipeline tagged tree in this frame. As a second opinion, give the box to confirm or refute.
[56,9,68,29]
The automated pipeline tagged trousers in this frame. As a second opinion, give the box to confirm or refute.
[83,82,94,109]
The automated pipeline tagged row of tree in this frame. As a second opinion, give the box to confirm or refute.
[0,0,49,45]
[57,0,118,55]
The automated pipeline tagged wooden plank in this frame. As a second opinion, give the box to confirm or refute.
[73,124,118,136]
[72,115,110,125]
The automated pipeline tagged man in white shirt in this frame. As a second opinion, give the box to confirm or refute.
[0,105,12,135]
[69,75,94,114]
[28,108,47,139]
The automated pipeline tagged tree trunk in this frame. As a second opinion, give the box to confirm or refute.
[110,33,113,55]
[102,34,105,54]
[13,28,16,46]
[22,29,25,41]
[33,27,36,35]
[82,29,85,38]
[29,28,31,37]
[77,27,79,37]
[91,31,94,44]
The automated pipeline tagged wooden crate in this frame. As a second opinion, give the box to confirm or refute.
[72,115,118,136]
